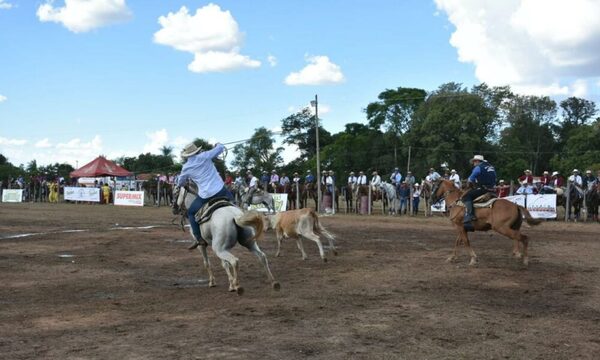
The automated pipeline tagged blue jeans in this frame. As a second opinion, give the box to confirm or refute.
[188,186,233,241]
[412,197,420,215]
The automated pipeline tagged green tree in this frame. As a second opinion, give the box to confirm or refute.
[406,83,497,178]
[231,127,283,172]
[366,87,427,164]
[550,118,600,173]
[281,108,332,161]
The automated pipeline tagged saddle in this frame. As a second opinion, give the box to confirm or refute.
[194,197,235,225]
[457,192,498,209]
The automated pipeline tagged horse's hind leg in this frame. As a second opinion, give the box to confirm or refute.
[246,241,280,290]
[497,227,529,266]
[215,250,241,294]
[197,244,216,287]
[295,236,309,260]
[454,226,477,265]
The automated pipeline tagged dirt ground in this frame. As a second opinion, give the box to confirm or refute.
[1,203,599,360]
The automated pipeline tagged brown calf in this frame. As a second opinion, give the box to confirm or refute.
[265,208,337,262]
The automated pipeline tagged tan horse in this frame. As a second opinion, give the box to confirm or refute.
[431,179,541,266]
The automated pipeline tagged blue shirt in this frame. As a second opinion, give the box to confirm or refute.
[468,161,496,188]
[177,144,225,198]
[305,174,315,183]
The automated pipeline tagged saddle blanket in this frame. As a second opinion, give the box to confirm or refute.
[456,198,500,209]
[194,197,234,224]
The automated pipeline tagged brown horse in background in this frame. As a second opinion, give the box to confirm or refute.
[431,179,541,266]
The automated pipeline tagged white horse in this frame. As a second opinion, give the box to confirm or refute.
[380,182,398,215]
[174,184,280,294]
[238,185,276,213]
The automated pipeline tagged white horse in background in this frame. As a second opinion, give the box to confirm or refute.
[380,182,398,215]
[174,183,280,295]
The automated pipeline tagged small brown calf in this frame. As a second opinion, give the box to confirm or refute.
[265,208,337,262]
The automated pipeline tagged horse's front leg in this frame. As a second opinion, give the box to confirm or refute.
[446,234,461,262]
[197,244,216,287]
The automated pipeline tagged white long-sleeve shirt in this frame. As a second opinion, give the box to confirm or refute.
[357,175,368,185]
[177,144,225,198]
[449,174,461,188]
[371,175,381,186]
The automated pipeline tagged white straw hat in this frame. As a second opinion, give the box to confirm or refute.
[180,142,202,158]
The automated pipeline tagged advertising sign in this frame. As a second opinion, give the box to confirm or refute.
[114,191,145,207]
[526,194,557,219]
[249,193,287,212]
[64,187,100,202]
[2,189,23,202]
[431,199,446,212]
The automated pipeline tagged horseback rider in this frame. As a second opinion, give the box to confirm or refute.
[245,170,259,207]
[305,170,315,184]
[177,142,234,247]
[347,171,357,186]
[390,167,402,190]
[371,171,381,192]
[583,170,596,190]
[463,155,496,224]
[569,169,583,195]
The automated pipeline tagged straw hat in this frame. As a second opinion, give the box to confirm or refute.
[552,171,559,176]
[180,142,202,158]
[470,155,485,163]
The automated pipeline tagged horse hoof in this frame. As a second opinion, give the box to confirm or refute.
[523,258,529,267]
[322,257,328,263]
[446,256,456,263]
[236,287,245,296]
[332,250,338,256]
[272,282,281,291]
[513,252,523,259]
[208,282,216,288]
[469,259,478,266]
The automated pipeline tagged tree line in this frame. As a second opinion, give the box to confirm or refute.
[2,82,599,186]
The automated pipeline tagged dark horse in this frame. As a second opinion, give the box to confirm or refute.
[559,184,584,221]
[345,183,355,213]
[432,179,541,266]
[586,183,599,222]
[303,183,318,209]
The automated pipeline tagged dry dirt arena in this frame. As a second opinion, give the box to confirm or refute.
[1,203,599,360]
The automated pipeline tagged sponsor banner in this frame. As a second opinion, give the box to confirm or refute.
[526,194,557,219]
[431,199,446,212]
[249,193,287,212]
[503,195,526,207]
[2,189,23,203]
[64,187,100,202]
[114,191,145,207]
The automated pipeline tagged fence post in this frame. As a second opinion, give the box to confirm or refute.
[509,180,514,196]
[583,189,587,222]
[156,180,161,207]
[368,186,372,215]
[296,182,300,210]
[565,181,571,222]
[332,185,336,215]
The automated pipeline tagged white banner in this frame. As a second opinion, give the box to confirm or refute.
[526,194,557,219]
[431,199,446,212]
[64,187,100,202]
[2,189,23,202]
[114,191,144,207]
[249,193,287,212]
[503,195,526,207]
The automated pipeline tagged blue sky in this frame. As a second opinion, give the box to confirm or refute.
[1,0,599,168]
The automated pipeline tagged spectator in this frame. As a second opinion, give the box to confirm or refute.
[224,172,233,187]
[551,171,564,189]
[569,169,583,187]
[305,170,315,184]
[292,172,301,184]
[404,171,415,187]
[516,182,534,195]
[496,180,509,197]
[347,171,357,186]
[325,170,335,194]
[246,170,259,207]
[449,169,461,189]
[356,171,368,186]
[280,173,290,187]
[371,171,381,192]
[390,167,402,187]
[398,182,410,215]
[234,171,245,188]
[426,168,442,182]
[260,171,270,190]
[583,170,595,190]
[540,171,551,187]
[412,183,421,215]
[518,169,533,185]
[269,170,280,192]
[101,182,111,204]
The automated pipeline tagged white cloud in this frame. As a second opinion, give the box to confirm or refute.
[143,129,168,154]
[285,55,345,86]
[0,0,13,10]
[267,54,277,67]
[435,0,600,96]
[0,94,7,102]
[0,137,27,146]
[153,4,260,73]
[36,0,132,33]
[35,138,52,148]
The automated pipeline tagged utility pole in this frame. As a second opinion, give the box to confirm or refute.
[311,95,321,213]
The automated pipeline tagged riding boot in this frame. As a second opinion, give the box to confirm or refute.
[463,200,477,223]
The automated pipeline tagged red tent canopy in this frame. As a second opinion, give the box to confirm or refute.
[70,156,132,178]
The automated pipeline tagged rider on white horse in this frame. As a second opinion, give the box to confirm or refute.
[177,142,234,247]
[245,170,259,207]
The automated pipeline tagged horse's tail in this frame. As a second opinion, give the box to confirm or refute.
[517,205,542,227]
[310,209,335,241]
[234,210,264,241]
